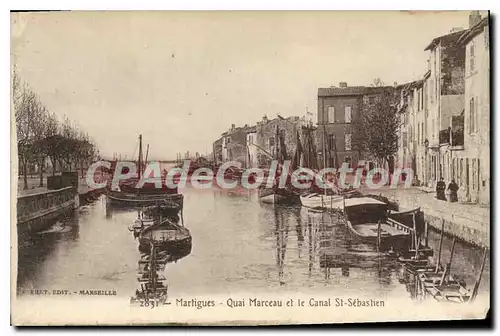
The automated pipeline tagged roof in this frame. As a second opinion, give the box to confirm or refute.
[246,126,257,133]
[318,86,394,97]
[424,29,466,51]
[318,86,365,97]
[363,86,395,95]
[344,197,387,208]
[458,17,489,45]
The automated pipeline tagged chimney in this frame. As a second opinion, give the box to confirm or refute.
[469,10,482,28]
[339,82,348,88]
[393,82,398,87]
[231,124,235,130]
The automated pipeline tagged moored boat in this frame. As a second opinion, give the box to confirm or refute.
[258,187,300,205]
[106,135,184,210]
[299,192,344,210]
[138,216,192,255]
[343,197,413,252]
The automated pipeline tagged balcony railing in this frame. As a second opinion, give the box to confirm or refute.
[439,128,464,147]
[439,129,450,144]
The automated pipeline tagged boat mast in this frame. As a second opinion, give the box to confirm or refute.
[322,123,328,169]
[138,134,143,180]
[145,144,150,164]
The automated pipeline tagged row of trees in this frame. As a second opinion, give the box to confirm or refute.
[13,70,99,190]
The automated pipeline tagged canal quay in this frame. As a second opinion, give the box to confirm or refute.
[16,186,490,306]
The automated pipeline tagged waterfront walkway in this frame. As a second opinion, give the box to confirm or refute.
[376,186,490,247]
[17,175,99,197]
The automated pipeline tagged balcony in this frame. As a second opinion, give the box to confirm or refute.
[439,129,450,145]
[439,128,464,149]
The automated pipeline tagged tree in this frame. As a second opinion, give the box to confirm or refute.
[361,89,400,170]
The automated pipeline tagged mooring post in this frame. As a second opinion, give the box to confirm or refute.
[377,220,382,253]
[470,247,488,302]
[435,218,445,273]
[424,220,429,248]
[448,237,457,276]
[412,213,417,251]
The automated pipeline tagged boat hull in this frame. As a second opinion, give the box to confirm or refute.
[258,188,300,205]
[346,220,411,252]
[138,236,192,256]
[300,194,344,210]
[106,190,183,213]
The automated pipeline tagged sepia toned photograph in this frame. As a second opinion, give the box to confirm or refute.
[10,10,490,326]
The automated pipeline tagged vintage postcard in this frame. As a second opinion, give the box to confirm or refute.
[11,10,490,326]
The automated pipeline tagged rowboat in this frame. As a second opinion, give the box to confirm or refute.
[138,216,192,256]
[299,192,344,210]
[343,197,413,252]
[258,187,300,205]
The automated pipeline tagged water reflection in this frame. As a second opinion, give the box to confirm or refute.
[16,189,489,306]
[17,210,80,293]
[126,207,192,307]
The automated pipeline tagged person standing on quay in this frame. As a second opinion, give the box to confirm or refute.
[436,177,447,201]
[448,179,459,203]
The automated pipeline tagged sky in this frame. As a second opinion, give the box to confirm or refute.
[11,11,473,160]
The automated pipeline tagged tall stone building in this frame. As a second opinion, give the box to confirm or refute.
[317,83,395,169]
[456,13,490,205]
[218,124,253,166]
[424,26,466,188]
[254,115,303,168]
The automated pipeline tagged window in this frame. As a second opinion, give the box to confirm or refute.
[420,88,424,110]
[345,106,352,123]
[327,106,335,123]
[429,79,434,103]
[478,159,481,190]
[469,97,476,133]
[424,83,428,110]
[345,134,352,151]
[328,134,335,150]
[435,77,438,98]
[470,41,476,73]
[403,132,408,148]
[472,159,476,191]
[417,123,420,144]
[269,137,275,147]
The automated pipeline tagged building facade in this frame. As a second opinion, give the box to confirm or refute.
[254,115,304,168]
[456,14,490,205]
[395,10,490,205]
[424,26,467,190]
[245,126,258,168]
[317,83,395,169]
[219,124,252,166]
[317,83,364,169]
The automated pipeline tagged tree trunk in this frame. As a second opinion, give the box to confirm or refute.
[39,157,44,187]
[52,157,56,176]
[23,158,28,190]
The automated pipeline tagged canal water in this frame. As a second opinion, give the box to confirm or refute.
[17,187,490,305]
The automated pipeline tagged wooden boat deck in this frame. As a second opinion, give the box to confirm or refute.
[143,229,190,241]
[353,223,409,238]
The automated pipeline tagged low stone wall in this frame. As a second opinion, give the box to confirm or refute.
[17,186,77,233]
[398,197,489,248]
